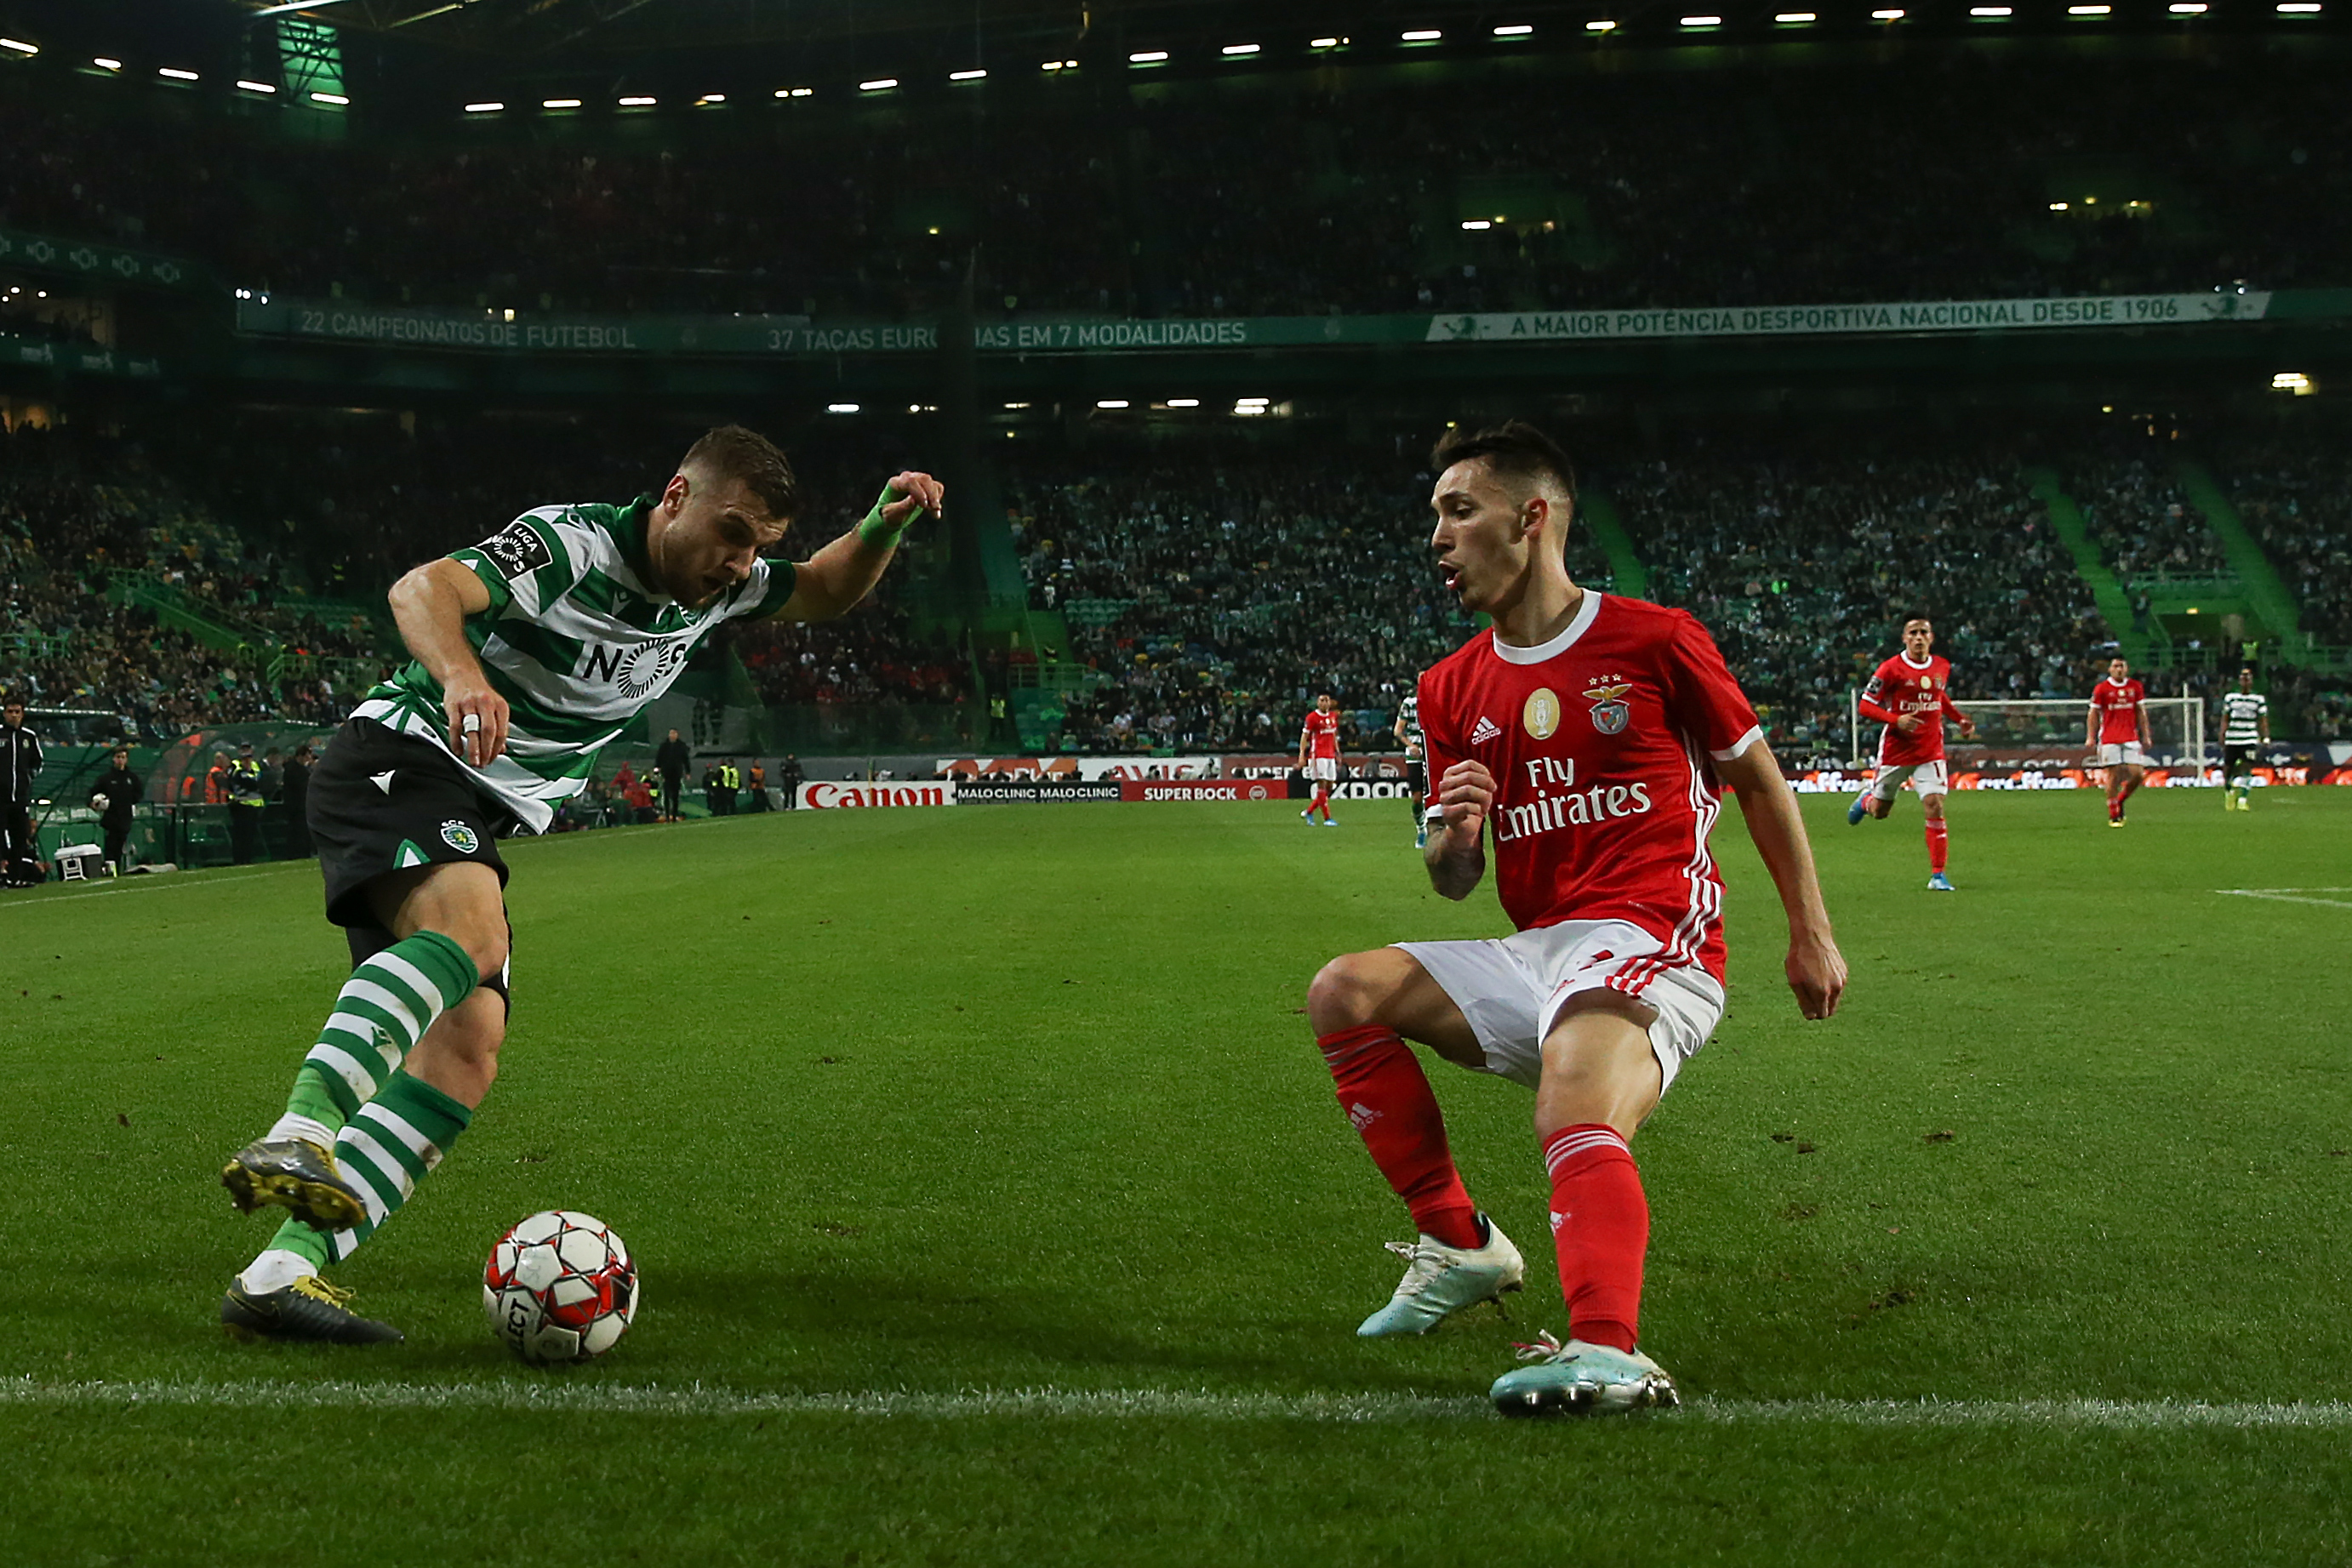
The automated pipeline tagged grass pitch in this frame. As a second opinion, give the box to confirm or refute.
[3,786,2349,1565]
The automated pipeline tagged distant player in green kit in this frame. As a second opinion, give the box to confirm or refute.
[217,426,941,1343]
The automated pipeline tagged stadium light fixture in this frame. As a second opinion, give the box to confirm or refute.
[1871,9,1905,18]
[826,403,861,413]
[1129,50,1168,63]
[1401,30,1444,43]
[2273,372,2314,393]
[776,86,814,98]
[619,95,656,105]
[542,98,581,109]
[2168,3,2208,10]
[1969,7,2013,16]
[1222,43,1260,55]
[1042,59,1079,71]
[859,77,899,91]
[0,37,37,54]
[1096,400,1131,409]
[1775,12,1818,21]
[465,100,505,112]
[237,80,277,94]
[2050,201,2069,210]
[1494,25,1535,37]
[159,67,200,81]
[1461,220,1493,231]
[1679,15,1724,26]
[311,91,350,105]
[1002,402,1031,409]
[1310,37,1342,48]
[2277,3,2322,12]
[2068,4,2112,13]
[950,68,987,80]
[1586,20,1618,31]
[696,94,726,104]
[94,57,123,70]
[1167,398,1201,408]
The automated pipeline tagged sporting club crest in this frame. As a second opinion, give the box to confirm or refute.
[1584,678,1632,736]
[1522,687,1561,741]
[440,819,481,855]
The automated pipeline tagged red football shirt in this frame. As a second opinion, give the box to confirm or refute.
[1858,653,1962,766]
[1417,593,1764,983]
[2091,676,2144,744]
[1301,709,1340,759]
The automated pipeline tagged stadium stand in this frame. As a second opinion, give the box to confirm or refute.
[3,57,2348,316]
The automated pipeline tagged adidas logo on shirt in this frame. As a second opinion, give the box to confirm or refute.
[1470,716,1503,745]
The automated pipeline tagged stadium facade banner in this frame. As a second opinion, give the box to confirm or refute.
[237,289,2303,361]
[1422,292,2272,344]
[0,226,205,291]
[794,781,958,809]
[0,339,161,379]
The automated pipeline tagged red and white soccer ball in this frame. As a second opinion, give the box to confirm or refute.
[482,1210,638,1365]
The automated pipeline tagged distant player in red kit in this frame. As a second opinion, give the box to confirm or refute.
[1304,422,1846,1416]
[1845,617,1975,891]
[1299,693,1342,826]
[2087,656,2149,827]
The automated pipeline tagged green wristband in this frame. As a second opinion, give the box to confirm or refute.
[859,486,926,547]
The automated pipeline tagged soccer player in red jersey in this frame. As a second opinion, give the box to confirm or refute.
[1299,692,1342,826]
[1305,422,1846,1416]
[2087,655,2149,826]
[1845,617,1975,891]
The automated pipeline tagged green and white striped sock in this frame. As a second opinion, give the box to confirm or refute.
[273,930,478,1140]
[252,1069,474,1281]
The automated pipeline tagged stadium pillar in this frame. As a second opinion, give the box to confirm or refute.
[939,254,1019,611]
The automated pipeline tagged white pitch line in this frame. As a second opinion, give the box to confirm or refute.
[0,866,301,909]
[2217,888,2352,910]
[4,1377,2349,1430]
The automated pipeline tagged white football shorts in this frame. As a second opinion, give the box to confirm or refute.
[1306,756,1339,783]
[1870,759,1948,799]
[1394,918,1725,1098]
[2096,742,2149,767]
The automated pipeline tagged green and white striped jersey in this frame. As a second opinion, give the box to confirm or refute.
[2221,689,2269,746]
[352,496,796,833]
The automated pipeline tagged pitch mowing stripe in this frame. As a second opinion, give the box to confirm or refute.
[0,866,300,909]
[5,1379,2352,1430]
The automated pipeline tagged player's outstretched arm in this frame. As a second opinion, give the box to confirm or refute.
[1424,758,1494,901]
[1716,740,1847,1020]
[388,557,507,767]
[771,470,944,624]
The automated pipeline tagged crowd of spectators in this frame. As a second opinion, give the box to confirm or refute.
[2069,454,2233,590]
[1005,448,1570,752]
[3,54,2346,320]
[2215,441,2352,647]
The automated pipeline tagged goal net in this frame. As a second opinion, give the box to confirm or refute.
[1847,695,2207,774]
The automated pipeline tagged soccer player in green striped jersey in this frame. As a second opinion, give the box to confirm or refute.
[218,425,942,1343]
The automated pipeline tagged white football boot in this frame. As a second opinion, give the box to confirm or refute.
[1356,1217,1524,1337]
[1489,1331,1680,1417]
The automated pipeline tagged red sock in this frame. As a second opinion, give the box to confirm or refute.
[1318,1026,1481,1248]
[1312,785,1331,819]
[1925,818,1948,874]
[1542,1125,1648,1353]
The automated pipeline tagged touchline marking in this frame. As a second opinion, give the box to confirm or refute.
[0,865,302,909]
[6,1378,2351,1429]
[2217,887,2352,910]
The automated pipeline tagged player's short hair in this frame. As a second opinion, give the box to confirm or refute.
[1430,419,1578,505]
[681,425,800,521]
[1904,616,1932,630]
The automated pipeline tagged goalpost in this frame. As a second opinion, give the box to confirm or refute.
[1847,694,2208,776]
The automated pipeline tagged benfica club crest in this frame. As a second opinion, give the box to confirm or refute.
[1584,678,1633,736]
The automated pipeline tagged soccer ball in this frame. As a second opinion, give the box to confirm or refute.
[482,1209,638,1365]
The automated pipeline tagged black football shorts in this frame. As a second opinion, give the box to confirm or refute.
[309,717,515,931]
